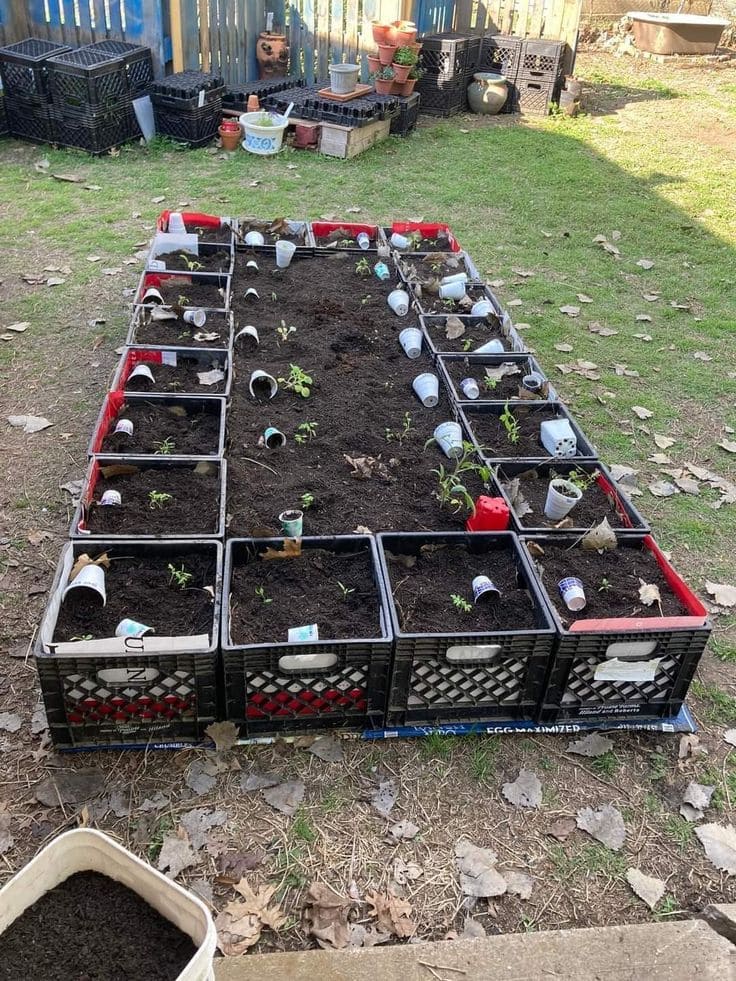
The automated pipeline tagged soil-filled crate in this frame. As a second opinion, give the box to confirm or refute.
[236,217,313,248]
[420,314,526,357]
[396,250,481,285]
[479,35,522,80]
[157,210,235,246]
[136,269,230,313]
[223,536,393,735]
[438,353,557,405]
[522,534,711,723]
[519,39,566,78]
[111,347,231,397]
[223,75,306,110]
[376,532,556,725]
[412,282,494,318]
[312,221,387,251]
[72,456,226,539]
[459,401,597,464]
[415,76,467,117]
[384,221,462,254]
[0,37,71,104]
[47,47,129,113]
[83,39,154,97]
[88,392,226,460]
[149,70,225,109]
[153,100,223,147]
[128,306,233,350]
[147,230,234,275]
[49,105,138,154]
[3,100,55,143]
[35,539,222,749]
[495,460,650,537]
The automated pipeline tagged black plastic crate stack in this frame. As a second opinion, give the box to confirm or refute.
[150,71,225,147]
[0,37,71,143]
[83,39,154,97]
[223,75,306,111]
[47,46,139,153]
[0,92,8,137]
[513,39,566,115]
[416,32,478,117]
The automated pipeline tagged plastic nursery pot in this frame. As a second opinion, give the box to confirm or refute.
[399,78,417,97]
[544,478,583,520]
[373,22,398,45]
[329,63,360,95]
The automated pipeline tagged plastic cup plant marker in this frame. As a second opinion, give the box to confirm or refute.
[434,421,464,459]
[244,230,265,246]
[390,232,410,249]
[558,576,586,611]
[522,372,544,394]
[143,287,164,304]
[62,562,106,607]
[441,272,468,286]
[279,508,303,536]
[114,419,134,436]
[264,426,286,449]
[472,575,501,603]
[244,288,259,302]
[544,478,583,520]
[249,370,278,399]
[275,240,297,268]
[438,280,467,301]
[234,325,259,349]
[474,339,504,355]
[388,288,411,316]
[99,490,122,506]
[471,299,493,318]
[357,232,371,250]
[412,372,439,407]
[461,377,480,399]
[168,212,186,233]
[183,309,207,327]
[115,618,154,638]
[246,260,259,272]
[540,418,578,457]
[399,327,423,359]
[374,262,390,281]
[128,363,156,386]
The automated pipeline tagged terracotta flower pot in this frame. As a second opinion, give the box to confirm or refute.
[378,43,397,66]
[367,54,381,74]
[396,27,417,45]
[391,62,411,83]
[399,78,417,97]
[256,32,289,79]
[374,77,393,95]
[219,124,242,151]
[372,22,391,44]
[390,80,403,95]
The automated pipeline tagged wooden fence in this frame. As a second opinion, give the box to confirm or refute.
[454,0,582,50]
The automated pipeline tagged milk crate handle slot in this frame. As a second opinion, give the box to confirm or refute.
[604,639,659,661]
[446,644,502,664]
[278,652,339,672]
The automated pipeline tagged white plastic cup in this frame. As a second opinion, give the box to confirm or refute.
[471,299,493,318]
[288,623,319,642]
[540,418,578,458]
[374,262,390,281]
[63,563,106,607]
[244,230,265,246]
[128,363,155,385]
[412,372,439,407]
[388,289,411,316]
[143,287,164,305]
[249,370,278,399]
[264,426,286,449]
[473,339,505,355]
[114,419,134,436]
[434,421,464,459]
[559,576,586,612]
[183,309,207,327]
[115,618,154,638]
[357,232,371,250]
[390,232,410,249]
[246,260,259,272]
[472,575,501,603]
[460,377,480,400]
[441,272,468,286]
[279,509,303,536]
[522,372,544,393]
[438,280,467,301]
[167,212,186,234]
[99,490,122,506]
[544,478,583,520]
[399,327,423,359]
[275,240,297,268]
[244,287,259,301]
[234,325,259,348]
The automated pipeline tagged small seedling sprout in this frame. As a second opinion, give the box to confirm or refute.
[300,491,315,510]
[167,563,193,589]
[279,364,313,398]
[451,593,472,613]
[276,320,296,343]
[336,581,355,600]
[177,294,190,307]
[598,577,612,592]
[354,258,371,277]
[148,490,173,509]
[294,422,318,445]
[154,437,176,455]
[255,585,272,604]
[385,412,415,446]
[461,338,473,352]
[499,402,520,445]
[179,254,203,272]
[566,468,600,492]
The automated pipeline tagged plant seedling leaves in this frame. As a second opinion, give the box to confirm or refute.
[626,868,664,908]
[0,713,22,733]
[445,315,465,339]
[390,819,420,841]
[455,838,507,897]
[502,769,542,808]
[559,306,580,318]
[724,730,736,747]
[649,480,677,498]
[567,733,614,757]
[7,414,52,434]
[547,816,577,841]
[695,823,736,874]
[392,858,423,885]
[263,779,305,816]
[366,891,416,938]
[705,582,736,607]
[581,518,617,552]
[632,406,653,420]
[185,757,220,795]
[554,342,574,352]
[371,780,397,818]
[718,440,736,454]
[638,580,661,607]
[158,832,199,878]
[35,767,106,807]
[180,807,228,850]
[204,720,239,752]
[305,882,353,949]
[240,771,280,792]
[636,259,655,269]
[261,538,302,560]
[308,734,344,763]
[577,804,626,850]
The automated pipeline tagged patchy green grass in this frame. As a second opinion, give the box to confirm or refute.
[420,732,455,760]
[591,751,622,778]
[690,681,736,725]
[551,843,627,880]
[664,815,695,851]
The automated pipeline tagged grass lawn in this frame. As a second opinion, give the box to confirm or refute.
[0,50,734,945]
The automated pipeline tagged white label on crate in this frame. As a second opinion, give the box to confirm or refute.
[446,644,502,663]
[161,352,178,366]
[47,633,211,655]
[594,657,662,683]
[287,623,319,643]
[98,666,160,686]
[605,639,658,660]
[149,259,166,271]
[198,88,206,108]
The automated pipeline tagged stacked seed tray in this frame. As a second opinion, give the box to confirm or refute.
[150,71,225,147]
[35,213,709,750]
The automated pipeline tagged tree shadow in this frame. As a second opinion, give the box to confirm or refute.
[581,77,682,115]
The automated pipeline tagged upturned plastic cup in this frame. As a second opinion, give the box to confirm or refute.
[434,421,464,459]
[374,262,390,281]
[246,260,259,272]
[522,372,544,393]
[99,490,122,506]
[558,576,586,612]
[438,280,467,301]
[412,372,439,407]
[279,508,303,536]
[114,419,134,436]
[244,287,259,301]
[472,575,501,603]
[473,339,505,355]
[264,426,286,448]
[183,309,207,327]
[390,232,410,249]
[357,232,371,250]
[388,289,411,316]
[63,563,106,607]
[540,418,578,458]
[244,230,265,246]
[167,213,186,234]
[399,327,423,359]
[234,325,259,348]
[460,377,480,400]
[128,363,155,386]
[471,299,493,318]
[249,370,278,399]
[441,272,468,286]
[544,478,583,520]
[115,618,154,638]
[143,287,164,305]
[275,240,297,268]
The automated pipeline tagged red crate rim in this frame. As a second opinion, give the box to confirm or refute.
[89,391,125,455]
[390,221,461,252]
[312,220,379,239]
[156,210,224,232]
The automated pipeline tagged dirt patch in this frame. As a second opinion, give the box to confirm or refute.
[421,315,511,354]
[130,310,231,348]
[101,399,222,456]
[149,276,226,309]
[154,248,231,273]
[462,404,587,459]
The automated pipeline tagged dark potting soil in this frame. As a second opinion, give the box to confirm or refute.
[387,544,536,634]
[416,284,490,316]
[398,252,470,284]
[131,309,231,348]
[384,230,455,252]
[191,224,231,244]
[154,248,231,273]
[313,230,377,248]
[152,277,226,309]
[230,547,380,644]
[499,466,638,531]
[54,551,215,641]
[422,315,510,355]
[442,356,549,402]
[0,870,196,981]
[240,219,307,244]
[85,465,221,535]
[463,405,586,459]
[101,400,221,456]
[530,543,688,623]
[124,356,227,394]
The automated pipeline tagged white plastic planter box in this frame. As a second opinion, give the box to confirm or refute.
[0,829,216,981]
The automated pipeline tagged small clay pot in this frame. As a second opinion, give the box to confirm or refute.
[378,43,397,66]
[372,22,391,44]
[374,77,393,95]
[219,124,241,151]
[367,54,381,74]
[396,27,417,45]
[391,61,411,83]
[399,78,417,97]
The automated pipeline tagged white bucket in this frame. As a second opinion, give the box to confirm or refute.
[544,478,583,520]
[438,280,467,301]
[239,111,289,155]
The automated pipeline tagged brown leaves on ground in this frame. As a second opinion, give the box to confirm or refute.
[638,580,662,609]
[344,454,391,481]
[581,518,617,552]
[261,538,302,560]
[445,315,465,339]
[705,581,736,607]
[216,879,287,955]
[304,882,353,949]
[502,769,542,808]
[158,829,198,879]
[455,838,507,898]
[366,890,416,938]
[69,551,110,582]
[626,868,665,909]
[204,720,240,752]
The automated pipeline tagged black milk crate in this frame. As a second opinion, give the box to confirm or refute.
[223,74,306,110]
[415,76,467,117]
[48,47,129,113]
[513,74,559,116]
[223,536,394,735]
[4,99,55,143]
[417,32,477,80]
[437,352,558,405]
[35,539,222,749]
[50,105,137,154]
[519,38,565,77]
[153,99,222,147]
[0,94,7,137]
[376,532,556,726]
[0,37,71,104]
[382,92,419,136]
[83,40,154,97]
[479,35,522,79]
[458,400,598,464]
[150,70,225,109]
[522,534,711,723]
[495,460,651,537]
[127,307,234,350]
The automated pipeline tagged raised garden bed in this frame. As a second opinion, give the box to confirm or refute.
[383,221,461,253]
[438,353,556,403]
[150,247,233,274]
[111,347,230,396]
[157,209,234,246]
[459,401,597,463]
[237,217,311,246]
[413,282,493,316]
[136,270,230,311]
[127,307,232,349]
[312,220,386,250]
[396,250,480,284]
[420,313,525,356]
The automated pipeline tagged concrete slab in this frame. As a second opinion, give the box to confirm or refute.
[705,904,736,945]
[214,918,736,981]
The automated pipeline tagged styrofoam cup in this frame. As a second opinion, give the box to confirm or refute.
[390,232,410,249]
[244,230,265,246]
[559,576,586,612]
[438,280,467,301]
[412,372,439,407]
[244,287,259,301]
[522,371,544,393]
[441,272,468,286]
[249,370,278,399]
[100,490,122,506]
[264,426,286,448]
[167,212,186,234]
[128,363,155,385]
[473,339,504,355]
[374,262,390,280]
[143,287,164,304]
[234,325,259,348]
[544,478,583,520]
[246,260,259,272]
[115,618,154,638]
[275,240,297,268]
[471,299,493,318]
[434,421,464,459]
[540,418,578,458]
[114,419,134,436]
[399,327,423,359]
[63,563,106,607]
[472,575,501,603]
[388,289,411,316]
[460,377,480,400]
[183,309,207,327]
[279,509,303,536]
[357,232,371,250]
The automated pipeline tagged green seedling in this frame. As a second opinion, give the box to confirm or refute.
[354,258,371,277]
[385,411,415,445]
[255,585,272,605]
[461,338,473,352]
[300,492,315,510]
[360,295,372,306]
[276,320,296,343]
[177,294,190,307]
[432,465,475,515]
[279,364,313,398]
[483,376,499,392]
[179,254,203,272]
[566,468,600,492]
[148,490,173,509]
[258,113,275,126]
[499,402,520,445]
[70,634,93,642]
[294,422,318,445]
[451,593,472,613]
[270,291,278,301]
[336,580,355,600]
[598,577,612,592]
[167,563,193,589]
[154,437,176,455]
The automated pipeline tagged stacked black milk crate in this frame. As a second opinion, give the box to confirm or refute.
[481,35,566,115]
[415,31,482,117]
[0,37,71,143]
[150,71,225,147]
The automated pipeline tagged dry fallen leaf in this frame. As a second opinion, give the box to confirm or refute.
[305,882,353,949]
[636,259,655,269]
[261,539,302,560]
[654,434,676,450]
[577,293,593,303]
[205,720,239,752]
[502,769,542,808]
[7,414,53,434]
[649,480,678,498]
[581,518,617,552]
[455,838,507,898]
[695,823,736,874]
[635,314,652,322]
[180,807,228,850]
[559,306,580,318]
[567,733,614,757]
[0,713,22,733]
[390,819,420,841]
[503,870,534,899]
[705,581,736,607]
[632,406,653,420]
[216,880,287,955]
[724,730,736,747]
[626,868,665,908]
[638,580,661,607]
[158,831,199,878]
[308,734,344,763]
[718,440,736,454]
[344,454,391,481]
[445,315,465,340]
[263,780,305,816]
[588,321,618,336]
[693,351,713,362]
[577,804,626,850]
[392,858,423,886]
[371,780,397,818]
[547,816,577,841]
[366,891,416,938]
[554,342,574,352]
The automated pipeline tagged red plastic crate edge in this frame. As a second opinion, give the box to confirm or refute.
[156,210,223,232]
[89,390,125,455]
[312,220,379,240]
[390,221,461,252]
